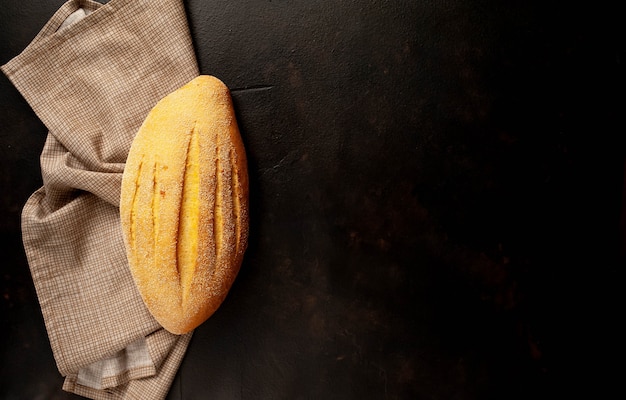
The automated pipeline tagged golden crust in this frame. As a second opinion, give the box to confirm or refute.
[120,75,249,334]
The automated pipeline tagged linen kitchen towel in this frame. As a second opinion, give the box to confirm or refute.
[2,0,200,398]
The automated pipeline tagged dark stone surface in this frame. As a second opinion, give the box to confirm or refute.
[1,0,623,399]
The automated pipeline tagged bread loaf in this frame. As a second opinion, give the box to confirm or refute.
[120,75,249,335]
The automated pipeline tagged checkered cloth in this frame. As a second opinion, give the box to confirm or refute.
[2,0,200,398]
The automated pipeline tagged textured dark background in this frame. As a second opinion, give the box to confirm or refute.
[1,0,624,399]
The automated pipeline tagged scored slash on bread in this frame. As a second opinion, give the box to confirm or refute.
[120,75,249,335]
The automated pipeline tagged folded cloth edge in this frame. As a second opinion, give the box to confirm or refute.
[63,333,193,400]
[2,0,103,76]
[76,337,154,390]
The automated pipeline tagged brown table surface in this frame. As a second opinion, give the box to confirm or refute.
[1,0,624,399]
